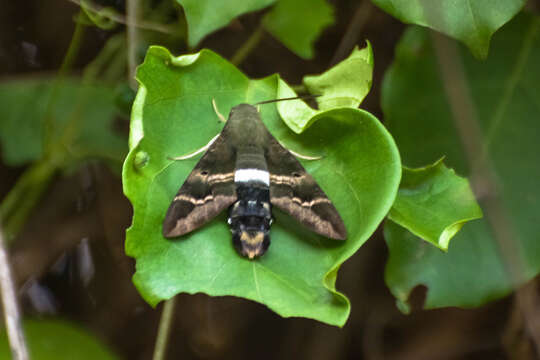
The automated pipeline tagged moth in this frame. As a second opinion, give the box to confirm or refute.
[162,102,346,259]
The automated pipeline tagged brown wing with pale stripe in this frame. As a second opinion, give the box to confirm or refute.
[162,134,237,238]
[266,137,347,240]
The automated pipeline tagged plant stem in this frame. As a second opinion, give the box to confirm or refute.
[329,0,372,66]
[44,11,87,149]
[0,12,87,243]
[0,161,56,243]
[126,0,140,90]
[152,297,177,360]
[60,13,87,75]
[231,25,265,66]
[82,32,125,82]
[67,0,175,34]
[0,223,29,360]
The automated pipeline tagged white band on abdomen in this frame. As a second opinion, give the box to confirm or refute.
[234,168,270,186]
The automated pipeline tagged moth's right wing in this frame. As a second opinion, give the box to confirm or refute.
[266,137,347,240]
[162,134,237,238]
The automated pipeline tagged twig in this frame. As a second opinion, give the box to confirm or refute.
[516,280,540,357]
[431,32,525,282]
[329,0,373,67]
[126,0,140,90]
[431,23,540,354]
[0,223,29,360]
[231,25,265,66]
[66,0,174,34]
[0,162,56,243]
[152,297,177,360]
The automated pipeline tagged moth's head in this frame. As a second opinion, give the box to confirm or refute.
[229,215,272,259]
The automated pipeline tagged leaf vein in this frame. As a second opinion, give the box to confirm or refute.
[252,263,263,302]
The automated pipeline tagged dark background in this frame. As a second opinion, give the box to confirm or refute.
[0,0,536,359]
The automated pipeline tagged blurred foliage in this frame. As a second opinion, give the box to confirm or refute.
[123,46,401,326]
[262,0,334,59]
[177,0,275,46]
[0,77,127,238]
[371,0,527,59]
[0,319,118,360]
[383,12,540,311]
[0,78,125,168]
[177,0,335,59]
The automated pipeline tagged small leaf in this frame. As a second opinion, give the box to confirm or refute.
[0,319,118,360]
[0,78,126,169]
[371,0,526,59]
[123,46,401,326]
[262,0,334,59]
[382,13,540,309]
[388,159,483,251]
[304,42,373,110]
[275,44,374,133]
[177,0,276,46]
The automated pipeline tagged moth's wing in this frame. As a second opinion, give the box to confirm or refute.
[266,137,347,240]
[163,134,237,238]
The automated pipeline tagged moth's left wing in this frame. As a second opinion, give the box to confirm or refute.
[266,137,347,240]
[162,134,237,238]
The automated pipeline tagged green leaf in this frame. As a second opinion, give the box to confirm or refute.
[384,220,511,313]
[304,42,373,110]
[123,46,401,326]
[0,78,126,169]
[0,319,118,360]
[388,159,483,251]
[262,0,334,59]
[273,43,374,134]
[178,0,276,47]
[371,0,526,59]
[382,13,540,310]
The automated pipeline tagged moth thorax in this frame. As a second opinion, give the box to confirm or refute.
[234,149,269,186]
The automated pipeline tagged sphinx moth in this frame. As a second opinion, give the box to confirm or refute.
[163,103,346,259]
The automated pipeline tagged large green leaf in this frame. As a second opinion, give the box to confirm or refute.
[382,13,540,310]
[0,78,126,169]
[0,319,118,360]
[371,0,526,59]
[123,46,401,326]
[388,159,483,251]
[384,220,511,313]
[262,0,334,59]
[177,0,276,47]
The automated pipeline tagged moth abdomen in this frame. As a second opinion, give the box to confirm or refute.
[228,185,272,259]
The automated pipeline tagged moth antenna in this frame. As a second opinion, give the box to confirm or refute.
[254,94,321,106]
[212,99,227,123]
[168,133,220,161]
[288,148,322,160]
